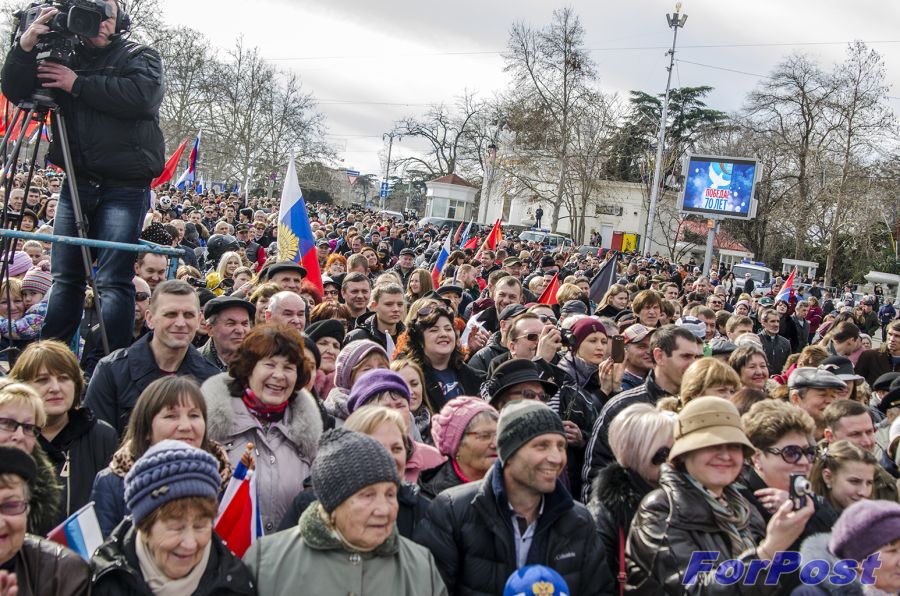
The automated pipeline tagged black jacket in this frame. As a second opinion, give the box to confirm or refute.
[418,458,465,499]
[344,312,405,353]
[758,331,791,375]
[91,521,256,596]
[84,333,220,435]
[422,360,484,413]
[581,370,670,502]
[37,406,117,522]
[588,463,654,589]
[2,38,164,185]
[467,332,507,374]
[414,463,614,596]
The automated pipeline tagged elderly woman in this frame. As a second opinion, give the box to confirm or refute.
[202,324,323,535]
[418,397,498,499]
[0,446,91,595]
[809,439,877,515]
[679,357,743,406]
[91,441,255,595]
[396,301,483,412]
[10,340,117,521]
[323,340,389,424]
[346,369,445,481]
[92,376,233,537]
[305,320,344,400]
[729,345,770,392]
[278,406,431,539]
[244,428,447,595]
[627,396,814,593]
[588,403,674,590]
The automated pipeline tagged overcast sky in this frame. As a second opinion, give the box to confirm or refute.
[159,0,900,179]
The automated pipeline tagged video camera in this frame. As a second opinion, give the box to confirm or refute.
[17,0,113,64]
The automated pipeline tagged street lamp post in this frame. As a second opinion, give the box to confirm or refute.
[382,131,401,211]
[643,2,687,256]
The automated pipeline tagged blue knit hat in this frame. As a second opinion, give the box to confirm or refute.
[124,440,221,526]
[346,369,411,413]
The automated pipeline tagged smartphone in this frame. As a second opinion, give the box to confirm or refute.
[611,335,625,363]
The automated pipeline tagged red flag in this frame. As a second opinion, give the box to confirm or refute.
[215,446,260,558]
[463,236,479,250]
[453,221,465,246]
[151,138,188,188]
[538,273,560,305]
[485,218,502,249]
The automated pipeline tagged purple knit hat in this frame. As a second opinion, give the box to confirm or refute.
[346,369,411,413]
[5,251,30,277]
[829,499,900,561]
[334,340,388,389]
[431,396,497,457]
[570,317,608,352]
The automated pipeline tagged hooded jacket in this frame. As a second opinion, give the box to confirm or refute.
[414,463,613,596]
[91,521,256,596]
[37,406,117,522]
[202,373,323,534]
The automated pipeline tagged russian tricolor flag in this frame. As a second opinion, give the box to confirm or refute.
[175,129,201,189]
[431,233,453,288]
[215,457,262,558]
[47,502,103,560]
[277,152,323,292]
[775,267,797,303]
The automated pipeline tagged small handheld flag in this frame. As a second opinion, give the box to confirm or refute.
[175,130,201,189]
[215,443,262,558]
[47,502,103,561]
[431,233,453,288]
[774,267,797,304]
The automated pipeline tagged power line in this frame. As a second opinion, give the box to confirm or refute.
[676,59,773,79]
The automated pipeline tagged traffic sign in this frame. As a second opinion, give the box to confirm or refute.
[346,169,360,176]
[380,181,389,198]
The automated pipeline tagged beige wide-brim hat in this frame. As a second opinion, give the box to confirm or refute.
[669,396,755,462]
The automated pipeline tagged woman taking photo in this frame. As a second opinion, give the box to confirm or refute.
[396,301,483,412]
[418,396,498,499]
[729,345,770,393]
[92,376,232,537]
[91,441,256,596]
[10,340,117,521]
[202,324,323,534]
[627,396,814,593]
[809,439,876,515]
[244,428,447,595]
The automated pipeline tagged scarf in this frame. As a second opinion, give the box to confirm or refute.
[135,530,211,596]
[451,458,472,484]
[299,502,399,557]
[242,387,288,423]
[684,472,757,555]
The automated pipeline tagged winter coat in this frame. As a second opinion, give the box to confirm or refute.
[91,521,256,596]
[37,406,117,523]
[84,333,221,436]
[202,373,323,534]
[626,465,770,595]
[277,482,430,540]
[418,459,465,499]
[467,332,507,374]
[28,445,62,536]
[414,463,614,596]
[759,331,792,375]
[406,441,446,483]
[548,356,599,497]
[856,348,900,387]
[7,535,91,596]
[245,502,447,596]
[588,463,654,587]
[345,313,406,354]
[790,533,865,596]
[2,38,165,185]
[323,385,351,424]
[91,440,233,537]
[422,361,484,413]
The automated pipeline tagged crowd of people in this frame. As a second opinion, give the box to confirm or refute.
[1,173,900,594]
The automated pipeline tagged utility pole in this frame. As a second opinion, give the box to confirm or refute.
[643,2,687,256]
[382,131,401,211]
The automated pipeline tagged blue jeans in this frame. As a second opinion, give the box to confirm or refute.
[41,182,148,352]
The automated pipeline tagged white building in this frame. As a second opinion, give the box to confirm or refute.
[424,174,477,221]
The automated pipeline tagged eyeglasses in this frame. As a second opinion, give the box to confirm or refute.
[512,332,540,343]
[651,446,670,465]
[538,314,558,325]
[0,418,42,438]
[135,291,150,302]
[465,430,497,442]
[0,501,28,516]
[508,388,549,402]
[762,444,816,464]
[323,289,339,297]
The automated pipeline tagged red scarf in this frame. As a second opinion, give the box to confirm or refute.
[242,387,288,423]
[451,458,472,484]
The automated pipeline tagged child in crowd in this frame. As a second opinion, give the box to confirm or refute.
[0,265,52,342]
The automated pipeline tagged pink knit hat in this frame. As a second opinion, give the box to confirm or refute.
[22,265,52,296]
[430,396,497,457]
[5,251,31,277]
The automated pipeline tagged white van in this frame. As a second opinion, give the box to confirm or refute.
[732,261,774,292]
[518,230,574,252]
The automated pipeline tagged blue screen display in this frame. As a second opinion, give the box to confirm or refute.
[681,156,757,218]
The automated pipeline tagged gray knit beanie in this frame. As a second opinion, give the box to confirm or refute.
[311,428,401,512]
[124,440,221,526]
[496,400,565,465]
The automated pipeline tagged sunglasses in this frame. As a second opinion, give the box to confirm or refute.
[513,332,540,343]
[135,291,150,302]
[0,417,41,438]
[538,314,558,325]
[651,446,670,465]
[763,444,816,464]
[416,305,454,319]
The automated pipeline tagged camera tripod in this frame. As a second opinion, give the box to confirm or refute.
[0,90,111,359]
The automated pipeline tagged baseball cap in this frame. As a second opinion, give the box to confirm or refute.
[622,323,652,344]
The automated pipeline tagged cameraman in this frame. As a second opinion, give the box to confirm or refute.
[1,1,164,353]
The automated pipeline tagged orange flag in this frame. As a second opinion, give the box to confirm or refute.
[538,273,560,305]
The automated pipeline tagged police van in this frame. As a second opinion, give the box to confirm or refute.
[731,260,774,293]
[518,230,574,252]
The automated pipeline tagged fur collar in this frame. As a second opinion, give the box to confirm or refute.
[108,439,234,488]
[797,533,865,595]
[202,373,323,458]
[588,463,653,530]
[323,386,350,421]
[29,445,61,535]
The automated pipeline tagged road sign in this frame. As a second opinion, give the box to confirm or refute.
[345,169,360,176]
[380,181,389,198]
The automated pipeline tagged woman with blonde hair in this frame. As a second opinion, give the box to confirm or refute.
[809,439,877,514]
[405,268,434,304]
[595,283,629,319]
[392,358,434,441]
[679,357,743,406]
[555,282,584,306]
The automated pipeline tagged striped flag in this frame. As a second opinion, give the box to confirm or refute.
[460,221,474,246]
[47,502,103,560]
[775,267,797,303]
[175,129,201,189]
[151,138,188,189]
[431,233,453,287]
[277,152,324,291]
[215,445,262,558]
